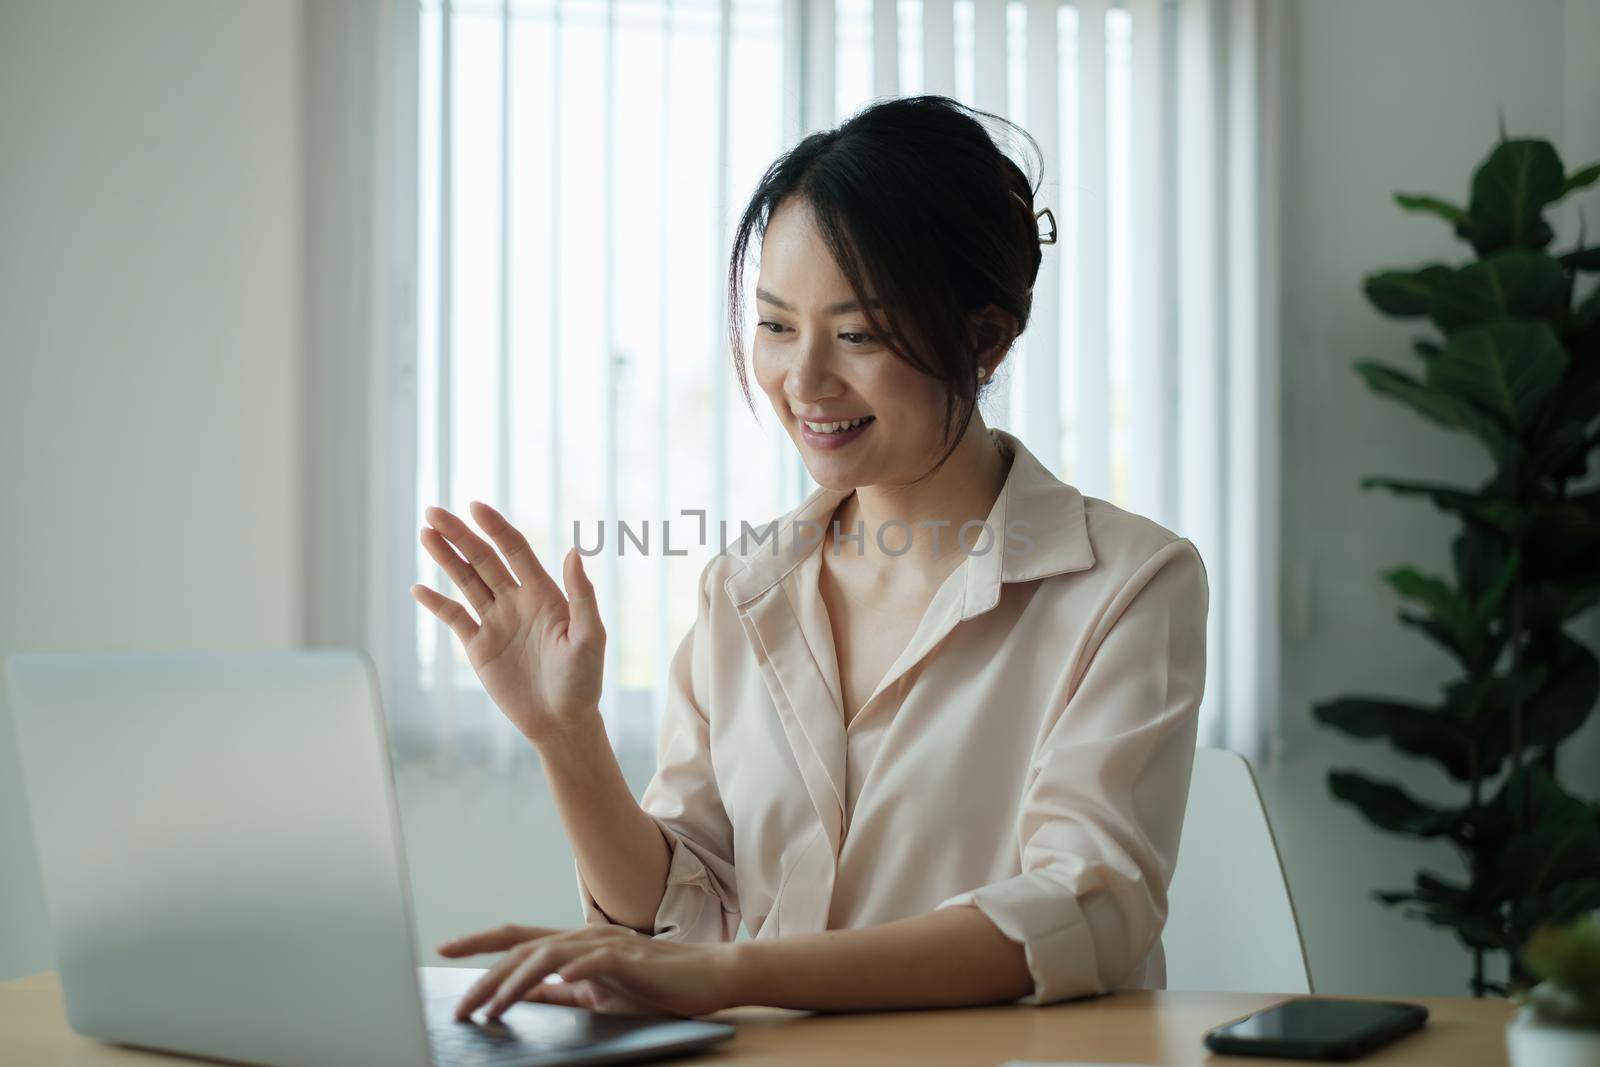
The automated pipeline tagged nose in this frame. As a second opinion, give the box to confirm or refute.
[784,330,841,406]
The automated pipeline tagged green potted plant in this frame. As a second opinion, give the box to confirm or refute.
[1508,911,1600,1066]
[1311,132,1600,996]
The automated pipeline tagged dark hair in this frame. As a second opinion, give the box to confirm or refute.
[726,94,1047,475]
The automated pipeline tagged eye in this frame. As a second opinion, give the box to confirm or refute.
[756,320,788,334]
[840,331,876,346]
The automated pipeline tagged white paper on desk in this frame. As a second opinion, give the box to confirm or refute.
[999,1061,1158,1066]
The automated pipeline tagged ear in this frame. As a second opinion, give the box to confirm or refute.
[971,304,1019,377]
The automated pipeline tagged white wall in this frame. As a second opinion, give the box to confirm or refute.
[0,0,305,981]
[1269,0,1600,997]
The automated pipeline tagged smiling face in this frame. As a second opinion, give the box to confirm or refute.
[751,198,960,492]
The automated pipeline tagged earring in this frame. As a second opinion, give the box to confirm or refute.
[977,366,989,380]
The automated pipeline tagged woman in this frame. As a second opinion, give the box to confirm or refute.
[412,95,1209,1021]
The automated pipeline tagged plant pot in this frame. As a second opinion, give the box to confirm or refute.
[1507,1006,1600,1067]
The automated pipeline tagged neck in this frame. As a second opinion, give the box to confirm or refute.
[837,417,1012,573]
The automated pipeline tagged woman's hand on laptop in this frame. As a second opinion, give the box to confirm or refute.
[437,923,739,1020]
[413,501,606,745]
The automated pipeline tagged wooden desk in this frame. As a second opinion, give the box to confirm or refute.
[1,971,1514,1066]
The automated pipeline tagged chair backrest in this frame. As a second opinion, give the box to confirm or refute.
[1163,746,1313,994]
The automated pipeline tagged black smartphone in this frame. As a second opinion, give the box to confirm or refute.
[1202,997,1429,1060]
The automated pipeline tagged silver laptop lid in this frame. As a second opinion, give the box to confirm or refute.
[6,650,433,1067]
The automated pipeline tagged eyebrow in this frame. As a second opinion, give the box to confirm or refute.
[756,288,882,315]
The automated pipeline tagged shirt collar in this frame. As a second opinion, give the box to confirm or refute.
[721,427,1095,613]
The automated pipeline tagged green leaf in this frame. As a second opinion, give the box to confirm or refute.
[1527,421,1597,483]
[1526,348,1600,480]
[1454,526,1516,608]
[1417,870,1471,899]
[1427,252,1568,332]
[1562,247,1600,272]
[1425,320,1569,429]
[1473,546,1519,623]
[1468,139,1566,253]
[1524,494,1600,584]
[1443,665,1548,721]
[1359,476,1529,533]
[1564,162,1600,197]
[1312,697,1476,780]
[1381,566,1506,666]
[1498,778,1600,899]
[1413,339,1443,360]
[1420,548,1520,671]
[1490,768,1600,867]
[1375,888,1422,906]
[1425,908,1508,953]
[1578,284,1600,332]
[1383,566,1465,619]
[1493,766,1559,832]
[1525,581,1600,627]
[1395,193,1471,224]
[1514,885,1600,951]
[1521,632,1600,750]
[1363,264,1456,318]
[1394,870,1506,950]
[1329,770,1461,837]
[1396,611,1472,663]
[1355,360,1518,460]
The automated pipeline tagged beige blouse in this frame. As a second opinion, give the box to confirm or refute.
[576,428,1210,1005]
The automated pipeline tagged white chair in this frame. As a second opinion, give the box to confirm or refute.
[1163,746,1313,994]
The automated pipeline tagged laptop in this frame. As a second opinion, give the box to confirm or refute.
[5,649,736,1067]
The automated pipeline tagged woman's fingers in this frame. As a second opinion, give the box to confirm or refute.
[437,923,556,958]
[562,550,605,648]
[452,928,601,1020]
[420,526,495,617]
[469,501,560,595]
[410,583,480,645]
[424,505,520,599]
[455,945,535,1021]
[486,942,619,1020]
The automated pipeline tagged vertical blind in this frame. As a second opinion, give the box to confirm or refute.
[386,0,1282,767]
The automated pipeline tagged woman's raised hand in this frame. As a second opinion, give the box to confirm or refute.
[412,501,605,745]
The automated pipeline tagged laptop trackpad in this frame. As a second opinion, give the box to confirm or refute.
[419,966,693,1050]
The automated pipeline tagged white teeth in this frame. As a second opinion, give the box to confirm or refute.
[803,416,873,434]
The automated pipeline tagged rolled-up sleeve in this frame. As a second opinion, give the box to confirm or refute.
[575,559,741,942]
[935,537,1209,1005]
